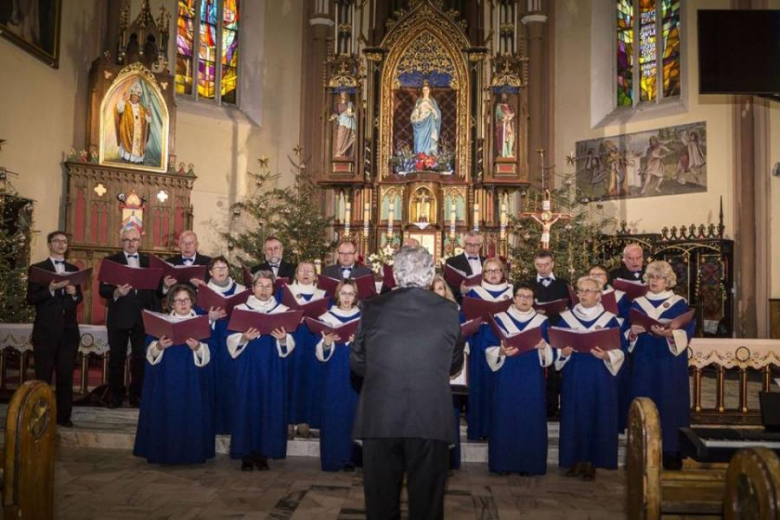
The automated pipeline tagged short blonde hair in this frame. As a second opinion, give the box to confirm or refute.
[643,260,676,287]
[482,257,507,281]
[576,276,603,299]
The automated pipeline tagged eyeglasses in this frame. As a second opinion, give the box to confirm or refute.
[211,265,229,271]
[265,245,282,251]
[338,251,356,256]
[484,269,502,274]
[340,292,357,297]
[464,242,481,248]
[515,294,534,300]
[172,298,192,304]
[50,238,68,244]
[577,288,599,294]
[298,269,315,274]
[121,238,141,243]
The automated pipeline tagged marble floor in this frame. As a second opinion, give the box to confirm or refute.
[54,448,626,520]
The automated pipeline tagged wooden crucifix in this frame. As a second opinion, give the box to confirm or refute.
[519,150,572,250]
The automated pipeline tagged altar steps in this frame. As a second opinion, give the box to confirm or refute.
[0,405,628,465]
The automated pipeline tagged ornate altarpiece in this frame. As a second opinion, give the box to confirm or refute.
[318,0,530,262]
[64,2,193,325]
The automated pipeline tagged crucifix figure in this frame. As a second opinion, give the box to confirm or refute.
[519,150,572,249]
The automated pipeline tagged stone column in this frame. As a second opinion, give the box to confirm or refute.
[521,3,550,188]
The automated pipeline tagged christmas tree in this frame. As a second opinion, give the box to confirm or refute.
[509,172,616,282]
[0,184,34,323]
[223,151,337,269]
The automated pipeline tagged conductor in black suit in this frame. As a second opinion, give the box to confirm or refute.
[161,230,212,293]
[351,246,465,520]
[527,249,572,419]
[444,231,486,300]
[321,240,373,280]
[26,231,83,427]
[251,236,297,280]
[609,243,646,284]
[99,227,160,408]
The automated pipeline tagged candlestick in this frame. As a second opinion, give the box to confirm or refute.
[363,202,370,224]
[473,203,480,231]
[344,202,351,236]
[449,202,457,238]
[500,202,507,239]
[387,207,394,238]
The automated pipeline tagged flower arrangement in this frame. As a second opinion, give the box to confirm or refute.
[390,142,454,175]
[367,244,396,275]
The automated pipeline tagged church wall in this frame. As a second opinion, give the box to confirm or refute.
[0,1,105,260]
[769,1,780,299]
[144,0,304,256]
[554,0,734,236]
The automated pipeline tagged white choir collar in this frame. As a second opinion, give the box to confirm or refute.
[168,310,197,321]
[572,303,604,321]
[645,290,674,301]
[507,305,536,322]
[246,295,278,311]
[208,277,233,291]
[289,282,317,295]
[330,306,360,319]
[481,281,510,292]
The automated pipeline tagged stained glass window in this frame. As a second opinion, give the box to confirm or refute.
[616,0,680,107]
[616,0,634,107]
[175,0,240,105]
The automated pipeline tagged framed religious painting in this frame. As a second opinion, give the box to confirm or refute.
[98,65,170,173]
[0,0,62,67]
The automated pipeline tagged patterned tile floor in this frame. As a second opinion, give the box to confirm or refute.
[54,448,626,519]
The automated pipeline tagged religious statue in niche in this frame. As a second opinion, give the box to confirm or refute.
[494,92,516,158]
[99,68,169,173]
[410,80,440,156]
[330,90,356,158]
[410,186,436,225]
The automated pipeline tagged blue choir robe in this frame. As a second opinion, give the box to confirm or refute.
[484,307,553,475]
[464,282,513,440]
[315,306,362,471]
[200,278,245,435]
[604,285,633,433]
[134,311,214,465]
[555,305,625,470]
[450,309,470,470]
[226,296,296,459]
[628,291,694,454]
[286,282,328,427]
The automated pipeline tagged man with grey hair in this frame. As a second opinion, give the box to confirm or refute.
[351,246,465,519]
[609,243,645,284]
[445,230,486,300]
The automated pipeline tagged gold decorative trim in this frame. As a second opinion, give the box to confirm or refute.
[379,2,471,180]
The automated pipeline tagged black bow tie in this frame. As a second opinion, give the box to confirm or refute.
[269,263,279,269]
[467,256,479,261]
[540,277,552,283]
[53,260,65,265]
[182,257,194,264]
[127,254,138,259]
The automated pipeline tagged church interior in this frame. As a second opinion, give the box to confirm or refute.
[2,0,780,518]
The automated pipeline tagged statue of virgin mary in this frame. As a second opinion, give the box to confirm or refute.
[410,81,441,156]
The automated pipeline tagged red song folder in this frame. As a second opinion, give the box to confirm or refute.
[227,309,304,335]
[601,291,619,315]
[196,286,251,315]
[613,279,648,301]
[318,274,376,299]
[548,326,622,353]
[488,316,544,355]
[629,308,695,331]
[443,264,482,288]
[149,256,208,283]
[29,266,92,286]
[461,297,512,321]
[460,317,483,338]
[304,317,360,340]
[533,298,570,316]
[142,311,211,344]
[98,260,163,290]
[383,264,396,289]
[281,286,330,318]
[241,266,289,292]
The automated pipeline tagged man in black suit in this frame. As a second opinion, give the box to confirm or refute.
[527,249,572,419]
[444,231,486,300]
[321,239,372,280]
[26,231,83,427]
[351,246,465,519]
[609,243,646,283]
[161,230,212,293]
[98,227,159,408]
[251,236,297,280]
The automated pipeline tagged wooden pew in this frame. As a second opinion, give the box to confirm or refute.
[723,447,780,520]
[2,380,57,519]
[626,397,726,519]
